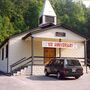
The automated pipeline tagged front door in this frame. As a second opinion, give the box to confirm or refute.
[44,48,56,64]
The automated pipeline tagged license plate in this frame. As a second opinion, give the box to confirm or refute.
[72,68,76,72]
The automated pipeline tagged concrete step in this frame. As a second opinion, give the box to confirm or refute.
[33,65,44,75]
[13,65,31,76]
[13,65,45,76]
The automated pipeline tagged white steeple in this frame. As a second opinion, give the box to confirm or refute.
[39,0,57,27]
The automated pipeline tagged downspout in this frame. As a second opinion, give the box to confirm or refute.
[31,36,34,75]
[84,40,88,73]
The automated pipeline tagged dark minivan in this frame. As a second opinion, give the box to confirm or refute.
[44,58,83,79]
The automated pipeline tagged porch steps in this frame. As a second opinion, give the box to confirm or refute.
[13,66,31,76]
[13,65,45,76]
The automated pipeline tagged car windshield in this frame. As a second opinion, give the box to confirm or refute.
[66,60,81,66]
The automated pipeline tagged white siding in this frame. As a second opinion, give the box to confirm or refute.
[0,43,8,73]
[8,35,31,72]
[0,27,85,73]
[33,38,85,58]
[61,42,85,65]
[61,42,84,58]
[32,28,86,41]
[33,38,59,56]
[33,38,85,65]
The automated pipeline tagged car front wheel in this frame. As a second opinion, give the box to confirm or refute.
[57,72,64,79]
[57,72,62,79]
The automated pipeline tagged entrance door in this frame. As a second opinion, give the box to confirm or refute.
[44,48,56,64]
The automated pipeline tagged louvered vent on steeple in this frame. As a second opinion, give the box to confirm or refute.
[39,0,57,27]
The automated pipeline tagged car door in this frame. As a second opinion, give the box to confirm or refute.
[46,59,54,73]
[59,59,64,72]
[53,59,64,73]
[48,59,56,73]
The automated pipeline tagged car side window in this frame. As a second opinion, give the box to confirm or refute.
[54,59,64,67]
[49,59,55,65]
[53,59,59,65]
[56,60,60,65]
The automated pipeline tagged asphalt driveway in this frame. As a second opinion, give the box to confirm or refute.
[0,73,90,90]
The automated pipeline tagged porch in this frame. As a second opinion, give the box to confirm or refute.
[10,27,87,75]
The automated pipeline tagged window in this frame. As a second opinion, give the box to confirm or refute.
[45,16,54,23]
[39,16,43,24]
[2,48,4,60]
[54,59,64,67]
[56,32,66,37]
[66,60,81,66]
[6,44,8,58]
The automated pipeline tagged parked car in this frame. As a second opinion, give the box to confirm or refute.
[44,58,83,79]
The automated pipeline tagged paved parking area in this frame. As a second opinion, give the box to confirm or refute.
[0,73,90,90]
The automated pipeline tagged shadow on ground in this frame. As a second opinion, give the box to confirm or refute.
[0,71,8,76]
[26,75,75,81]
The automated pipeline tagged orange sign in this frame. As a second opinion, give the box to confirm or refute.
[42,41,77,49]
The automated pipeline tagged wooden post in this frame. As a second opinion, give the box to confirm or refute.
[84,40,88,73]
[59,39,61,57]
[31,36,34,75]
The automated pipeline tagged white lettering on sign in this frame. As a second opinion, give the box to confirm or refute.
[42,41,77,49]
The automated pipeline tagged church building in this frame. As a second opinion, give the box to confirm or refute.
[0,0,87,75]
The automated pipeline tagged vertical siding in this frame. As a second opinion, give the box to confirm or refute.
[8,37,85,72]
[61,42,84,58]
[8,36,31,72]
[33,38,59,57]
[61,42,85,65]
[0,43,8,73]
[33,39,43,56]
[32,28,86,41]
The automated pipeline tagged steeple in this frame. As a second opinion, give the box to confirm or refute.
[39,0,57,27]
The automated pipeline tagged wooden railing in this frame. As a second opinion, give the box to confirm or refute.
[10,56,85,75]
[10,57,32,74]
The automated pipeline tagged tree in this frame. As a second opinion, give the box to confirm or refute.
[0,0,14,17]
[85,8,90,37]
[0,0,90,43]
[0,16,15,42]
[24,0,42,29]
[50,0,87,36]
[0,0,43,42]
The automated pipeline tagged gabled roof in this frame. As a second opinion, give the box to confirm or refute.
[0,24,88,49]
[22,24,88,40]
[0,29,32,48]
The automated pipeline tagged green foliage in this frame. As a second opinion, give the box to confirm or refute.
[0,16,15,42]
[24,0,42,29]
[50,0,89,37]
[0,0,43,42]
[0,0,90,43]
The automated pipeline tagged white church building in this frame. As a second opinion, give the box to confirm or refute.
[0,0,87,75]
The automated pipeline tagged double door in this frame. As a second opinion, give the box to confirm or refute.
[44,48,56,64]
